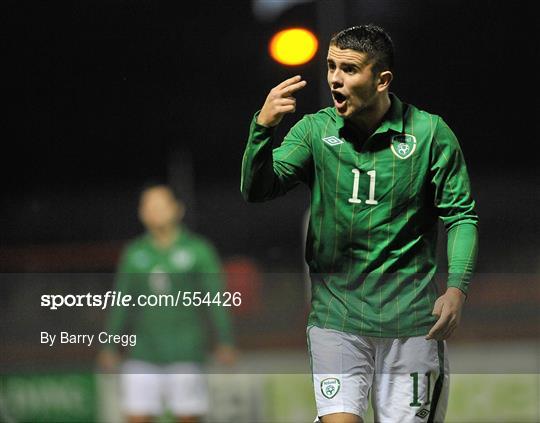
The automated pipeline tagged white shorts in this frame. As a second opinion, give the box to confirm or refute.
[307,326,449,423]
[120,360,209,417]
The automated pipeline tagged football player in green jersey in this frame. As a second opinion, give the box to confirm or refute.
[98,184,236,423]
[241,25,478,422]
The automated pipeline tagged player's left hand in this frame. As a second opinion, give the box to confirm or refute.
[214,344,238,366]
[96,348,121,372]
[425,287,466,341]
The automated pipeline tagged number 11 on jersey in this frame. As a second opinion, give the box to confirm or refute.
[348,169,378,205]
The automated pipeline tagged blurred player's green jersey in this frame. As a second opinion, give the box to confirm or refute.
[241,94,478,337]
[105,227,233,363]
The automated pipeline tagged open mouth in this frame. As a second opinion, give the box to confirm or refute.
[332,91,347,107]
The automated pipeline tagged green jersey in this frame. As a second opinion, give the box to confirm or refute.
[241,94,478,337]
[105,227,233,363]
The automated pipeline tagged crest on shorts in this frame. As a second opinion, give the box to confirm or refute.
[320,378,340,399]
[390,134,416,159]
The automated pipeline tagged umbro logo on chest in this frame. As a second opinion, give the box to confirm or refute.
[322,136,344,146]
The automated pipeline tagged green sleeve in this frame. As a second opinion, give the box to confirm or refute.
[103,248,133,351]
[446,223,478,294]
[198,243,234,346]
[430,117,479,294]
[241,111,313,202]
[430,117,479,230]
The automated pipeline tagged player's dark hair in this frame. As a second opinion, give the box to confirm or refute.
[139,180,179,200]
[330,24,394,74]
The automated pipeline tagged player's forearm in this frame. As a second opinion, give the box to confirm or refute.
[211,310,235,345]
[446,222,478,295]
[201,270,235,345]
[101,310,127,352]
[208,297,234,345]
[241,113,284,202]
[105,306,128,335]
[103,273,131,344]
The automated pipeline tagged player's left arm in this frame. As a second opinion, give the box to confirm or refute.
[98,247,134,370]
[197,242,237,364]
[426,117,479,341]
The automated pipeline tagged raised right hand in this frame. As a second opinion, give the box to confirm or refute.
[257,75,307,127]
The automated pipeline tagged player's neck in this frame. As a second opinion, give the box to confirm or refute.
[150,225,180,249]
[349,93,391,136]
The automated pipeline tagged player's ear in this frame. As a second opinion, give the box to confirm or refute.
[137,202,145,224]
[377,70,393,92]
[176,200,186,222]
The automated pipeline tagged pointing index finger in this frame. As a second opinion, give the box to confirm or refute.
[280,80,307,97]
[276,75,303,90]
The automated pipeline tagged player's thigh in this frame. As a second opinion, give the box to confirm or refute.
[372,338,449,423]
[320,412,363,422]
[120,360,163,416]
[308,325,375,420]
[163,362,209,417]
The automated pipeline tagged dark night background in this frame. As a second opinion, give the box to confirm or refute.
[0,5,537,421]
[1,0,538,273]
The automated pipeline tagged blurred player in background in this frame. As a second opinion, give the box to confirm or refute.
[98,184,236,423]
[241,25,478,422]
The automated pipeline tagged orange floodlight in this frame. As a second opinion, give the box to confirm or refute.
[269,28,318,66]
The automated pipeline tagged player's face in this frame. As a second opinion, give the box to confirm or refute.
[327,46,380,119]
[139,187,181,231]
